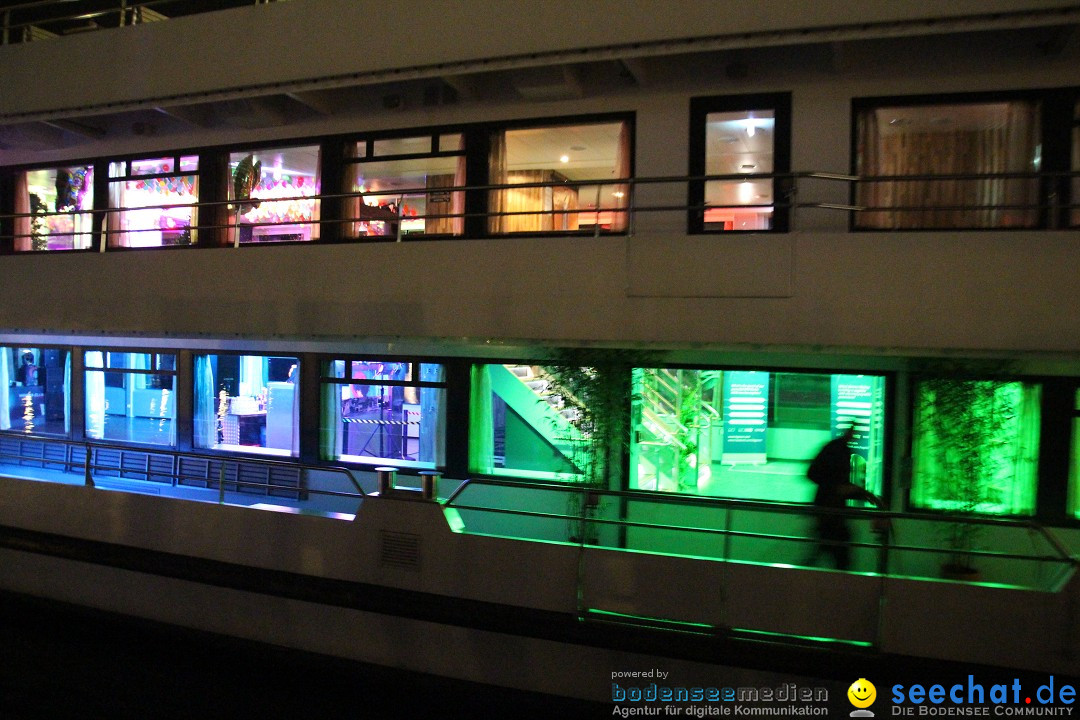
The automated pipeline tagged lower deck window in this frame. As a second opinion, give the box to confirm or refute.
[911,380,1040,515]
[194,354,299,457]
[320,359,445,468]
[85,351,176,446]
[630,369,886,501]
[0,347,70,436]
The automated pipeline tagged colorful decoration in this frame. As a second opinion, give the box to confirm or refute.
[233,154,262,214]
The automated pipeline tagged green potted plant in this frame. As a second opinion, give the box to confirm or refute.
[915,372,1018,580]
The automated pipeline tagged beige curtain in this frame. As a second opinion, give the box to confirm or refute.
[452,154,466,235]
[611,121,631,232]
[309,148,322,241]
[14,172,31,252]
[106,181,128,248]
[857,102,1039,229]
[487,133,508,233]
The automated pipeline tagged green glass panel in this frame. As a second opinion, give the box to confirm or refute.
[911,381,1040,516]
[631,368,885,503]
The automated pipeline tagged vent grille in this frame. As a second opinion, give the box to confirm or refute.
[380,531,421,571]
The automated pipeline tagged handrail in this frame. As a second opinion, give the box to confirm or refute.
[444,475,1078,567]
[0,436,366,498]
[3,169,1077,249]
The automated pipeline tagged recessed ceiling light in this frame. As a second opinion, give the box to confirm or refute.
[741,164,757,170]
[570,145,586,151]
[559,155,570,163]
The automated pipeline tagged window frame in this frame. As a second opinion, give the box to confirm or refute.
[850,87,1080,232]
[104,152,202,250]
[319,355,448,471]
[688,92,792,234]
[83,347,179,448]
[483,112,635,239]
[0,344,72,439]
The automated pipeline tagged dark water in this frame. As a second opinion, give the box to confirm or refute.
[0,592,605,719]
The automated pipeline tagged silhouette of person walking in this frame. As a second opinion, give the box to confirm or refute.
[806,424,883,570]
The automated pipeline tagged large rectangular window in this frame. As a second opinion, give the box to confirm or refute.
[194,354,299,457]
[911,379,1040,515]
[320,359,445,469]
[228,145,320,244]
[0,346,69,436]
[13,166,94,251]
[855,99,1041,229]
[85,351,176,446]
[689,94,791,233]
[488,120,630,234]
[106,156,199,247]
[630,368,885,502]
[345,133,465,238]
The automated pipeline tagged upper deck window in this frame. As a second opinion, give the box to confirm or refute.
[13,165,94,251]
[228,145,321,244]
[345,133,465,238]
[855,100,1041,229]
[689,93,791,233]
[106,155,199,248]
[488,120,630,234]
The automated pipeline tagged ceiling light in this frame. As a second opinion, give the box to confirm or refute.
[559,155,570,163]
[741,164,757,170]
[613,191,625,198]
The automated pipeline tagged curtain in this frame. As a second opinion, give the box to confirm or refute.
[310,147,322,241]
[239,355,265,398]
[14,172,31,252]
[63,352,71,435]
[187,175,200,246]
[0,347,10,431]
[856,102,1040,229]
[193,355,215,448]
[107,180,128,248]
[348,158,362,238]
[611,121,632,232]
[468,365,494,474]
[320,383,343,461]
[419,364,445,466]
[290,376,300,457]
[85,351,105,439]
[487,133,507,234]
[452,154,466,235]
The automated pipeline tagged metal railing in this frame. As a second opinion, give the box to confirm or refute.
[443,475,1077,645]
[0,436,366,508]
[3,170,1078,251]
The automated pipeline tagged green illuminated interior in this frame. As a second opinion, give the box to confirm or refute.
[469,364,585,480]
[1068,388,1080,519]
[630,369,885,502]
[911,380,1040,515]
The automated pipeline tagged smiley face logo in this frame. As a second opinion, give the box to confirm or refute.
[848,678,877,709]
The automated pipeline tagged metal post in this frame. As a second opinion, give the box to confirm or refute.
[84,448,95,488]
[419,471,439,500]
[376,466,396,495]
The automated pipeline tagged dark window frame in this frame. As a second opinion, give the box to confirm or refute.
[850,87,1080,232]
[688,92,792,234]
